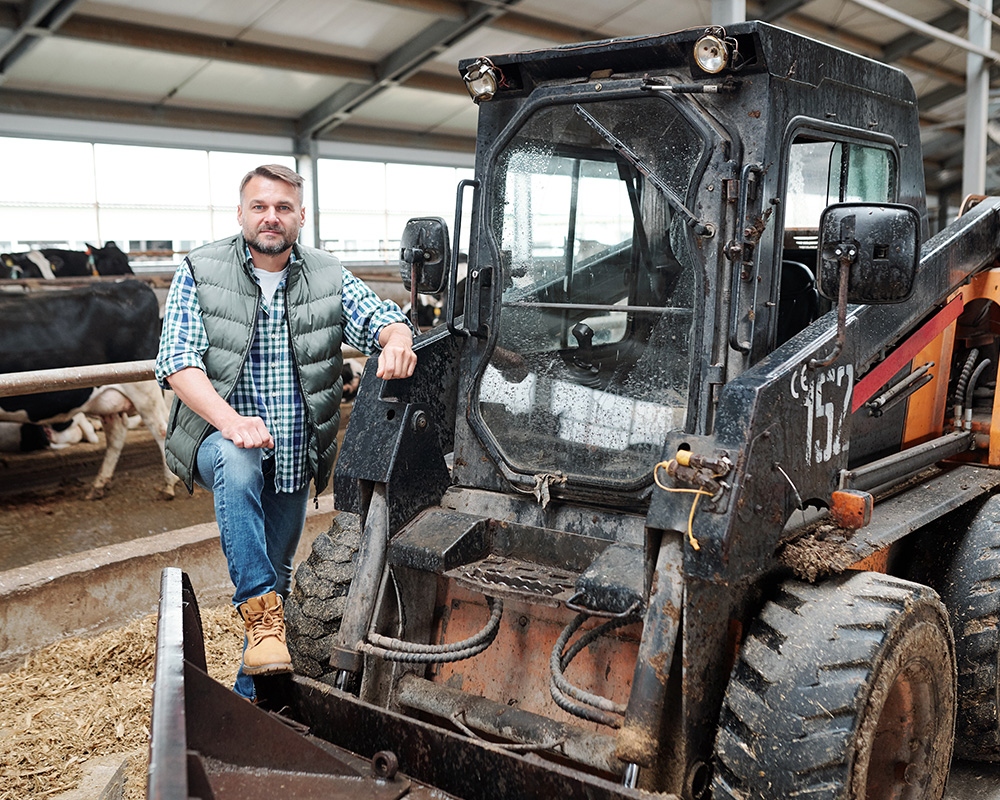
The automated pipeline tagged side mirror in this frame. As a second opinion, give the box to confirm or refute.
[399,217,450,296]
[817,203,920,304]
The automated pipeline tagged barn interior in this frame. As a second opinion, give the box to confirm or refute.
[2,1,1000,798]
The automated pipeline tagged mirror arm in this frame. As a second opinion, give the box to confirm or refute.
[409,264,420,329]
[809,247,854,369]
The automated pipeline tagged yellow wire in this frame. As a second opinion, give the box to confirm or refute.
[652,460,711,551]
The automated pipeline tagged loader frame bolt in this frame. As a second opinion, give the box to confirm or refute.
[373,750,399,779]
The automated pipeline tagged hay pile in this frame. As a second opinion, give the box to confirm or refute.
[0,604,244,800]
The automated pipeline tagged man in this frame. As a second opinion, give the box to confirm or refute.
[156,164,415,700]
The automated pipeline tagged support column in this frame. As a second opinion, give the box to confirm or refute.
[711,0,746,26]
[963,0,991,199]
[296,140,322,249]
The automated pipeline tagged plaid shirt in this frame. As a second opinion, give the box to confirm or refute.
[155,249,410,492]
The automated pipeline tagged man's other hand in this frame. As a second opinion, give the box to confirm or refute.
[220,415,274,449]
[376,322,417,380]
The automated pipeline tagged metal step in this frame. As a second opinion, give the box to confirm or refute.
[447,553,579,607]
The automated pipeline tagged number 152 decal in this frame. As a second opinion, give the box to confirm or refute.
[790,364,854,466]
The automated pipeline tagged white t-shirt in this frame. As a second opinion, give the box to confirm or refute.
[254,266,287,308]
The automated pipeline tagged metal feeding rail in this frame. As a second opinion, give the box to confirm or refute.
[0,360,155,398]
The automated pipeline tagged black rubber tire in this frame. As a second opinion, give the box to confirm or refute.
[933,494,1000,760]
[285,512,361,681]
[713,571,956,800]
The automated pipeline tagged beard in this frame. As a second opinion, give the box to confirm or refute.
[245,225,296,256]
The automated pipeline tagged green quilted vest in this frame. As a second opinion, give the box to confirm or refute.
[164,234,344,494]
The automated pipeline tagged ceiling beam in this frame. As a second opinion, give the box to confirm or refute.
[744,1,966,86]
[0,8,470,95]
[846,0,1000,63]
[753,0,811,23]
[58,14,376,81]
[918,62,1000,117]
[0,0,82,75]
[0,87,296,136]
[488,11,604,43]
[359,0,466,20]
[919,83,965,112]
[365,0,606,44]
[0,85,477,153]
[323,122,475,153]
[882,7,966,61]
[296,0,523,143]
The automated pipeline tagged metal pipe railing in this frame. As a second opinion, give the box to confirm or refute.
[0,351,367,398]
[0,360,155,398]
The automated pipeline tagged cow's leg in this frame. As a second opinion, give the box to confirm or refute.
[118,381,179,499]
[47,412,99,449]
[77,413,100,443]
[87,411,127,500]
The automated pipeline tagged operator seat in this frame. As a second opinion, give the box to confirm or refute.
[776,260,820,346]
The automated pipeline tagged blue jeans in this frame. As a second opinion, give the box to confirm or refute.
[196,431,310,700]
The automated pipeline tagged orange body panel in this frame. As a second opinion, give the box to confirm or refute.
[904,269,1000,463]
[430,584,640,729]
[848,549,890,574]
[901,315,955,447]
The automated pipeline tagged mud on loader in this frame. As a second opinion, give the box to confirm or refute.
[149,20,1000,800]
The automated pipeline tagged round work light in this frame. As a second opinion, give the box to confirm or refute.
[694,34,729,74]
[463,58,499,102]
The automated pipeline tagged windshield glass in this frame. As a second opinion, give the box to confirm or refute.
[476,97,705,486]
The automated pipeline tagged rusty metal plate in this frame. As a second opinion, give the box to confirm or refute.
[190,756,410,800]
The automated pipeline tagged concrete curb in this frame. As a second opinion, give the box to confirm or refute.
[0,494,337,671]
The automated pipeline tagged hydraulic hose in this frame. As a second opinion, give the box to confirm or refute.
[549,611,639,725]
[964,358,991,432]
[360,596,503,663]
[954,348,980,426]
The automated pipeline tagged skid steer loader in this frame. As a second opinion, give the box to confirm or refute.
[149,20,1000,800]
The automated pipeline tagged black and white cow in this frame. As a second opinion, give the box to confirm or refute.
[1,242,133,279]
[0,280,177,499]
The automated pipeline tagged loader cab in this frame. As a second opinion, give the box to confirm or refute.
[439,22,926,510]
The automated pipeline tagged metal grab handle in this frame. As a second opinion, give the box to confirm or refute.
[728,163,763,353]
[448,178,480,337]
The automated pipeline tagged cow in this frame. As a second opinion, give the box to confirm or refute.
[0,280,178,500]
[1,242,133,279]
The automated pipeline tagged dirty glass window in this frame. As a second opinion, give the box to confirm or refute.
[784,139,896,230]
[477,97,704,487]
[777,137,896,346]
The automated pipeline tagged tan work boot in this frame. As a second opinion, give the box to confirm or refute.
[238,591,293,675]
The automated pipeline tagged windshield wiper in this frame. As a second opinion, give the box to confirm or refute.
[573,104,713,238]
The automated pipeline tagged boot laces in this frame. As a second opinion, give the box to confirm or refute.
[245,606,285,645]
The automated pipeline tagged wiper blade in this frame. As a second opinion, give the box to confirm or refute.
[573,103,713,237]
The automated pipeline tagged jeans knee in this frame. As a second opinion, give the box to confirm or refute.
[198,433,264,490]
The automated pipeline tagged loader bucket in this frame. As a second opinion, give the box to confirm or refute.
[148,568,660,800]
[147,568,411,799]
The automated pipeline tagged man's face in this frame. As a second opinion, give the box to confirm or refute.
[238,175,305,257]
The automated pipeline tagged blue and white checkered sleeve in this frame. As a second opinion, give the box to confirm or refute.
[154,260,210,389]
[341,268,413,354]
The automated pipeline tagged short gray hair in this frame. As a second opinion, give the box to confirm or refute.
[240,164,304,204]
